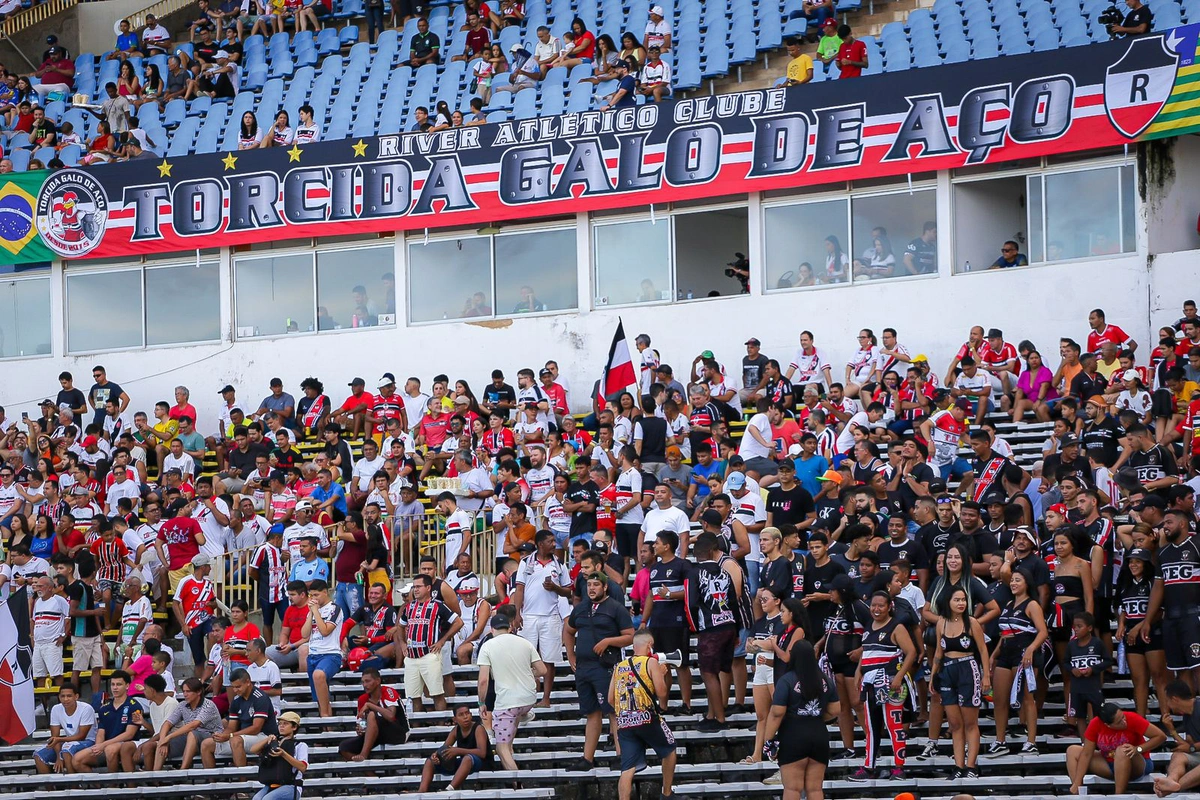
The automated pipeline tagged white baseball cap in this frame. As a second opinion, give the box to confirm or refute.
[651,4,665,15]
[1121,369,1140,382]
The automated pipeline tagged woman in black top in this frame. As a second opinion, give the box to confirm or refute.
[1115,548,1171,725]
[987,568,1048,758]
[418,705,491,792]
[816,573,869,761]
[743,587,785,764]
[769,598,810,682]
[1051,529,1094,717]
[930,587,991,778]
[762,640,840,800]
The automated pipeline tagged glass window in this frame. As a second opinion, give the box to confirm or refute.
[952,176,1028,274]
[0,277,50,357]
[145,263,221,346]
[0,262,50,275]
[1027,174,1044,262]
[66,270,143,352]
[1043,167,1129,260]
[674,208,750,299]
[594,218,671,307]
[1120,164,1135,254]
[408,236,492,323]
[235,254,315,337]
[316,246,396,329]
[494,229,577,315]
[852,189,937,281]
[763,199,848,290]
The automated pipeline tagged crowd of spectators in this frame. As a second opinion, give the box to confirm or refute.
[5,297,1200,797]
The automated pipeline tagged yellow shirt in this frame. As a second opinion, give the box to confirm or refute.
[786,54,813,84]
[1096,358,1121,380]
[1173,380,1200,408]
[153,419,179,443]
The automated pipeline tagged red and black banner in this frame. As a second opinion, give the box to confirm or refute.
[37,28,1200,262]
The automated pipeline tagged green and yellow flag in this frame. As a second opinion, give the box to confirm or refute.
[0,171,53,263]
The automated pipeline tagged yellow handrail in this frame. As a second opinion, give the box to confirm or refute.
[0,0,77,40]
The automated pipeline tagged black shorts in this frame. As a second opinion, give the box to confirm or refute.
[1124,626,1164,656]
[337,719,408,755]
[1052,601,1085,642]
[618,721,676,771]
[615,524,640,565]
[1069,690,1104,720]
[697,627,738,676]
[648,625,692,666]
[937,656,982,708]
[827,656,857,678]
[260,598,287,628]
[1163,611,1200,672]
[778,717,830,765]
[575,663,615,715]
[994,638,1038,671]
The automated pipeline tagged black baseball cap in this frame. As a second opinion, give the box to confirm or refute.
[348,377,365,386]
[218,384,235,394]
[1127,547,1154,563]
[1133,495,1167,511]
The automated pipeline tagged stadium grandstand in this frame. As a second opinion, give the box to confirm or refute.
[0,0,1200,798]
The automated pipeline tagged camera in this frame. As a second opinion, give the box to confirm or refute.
[724,252,751,293]
[1098,5,1123,26]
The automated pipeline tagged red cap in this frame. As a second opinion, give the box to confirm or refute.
[82,435,98,447]
[1048,503,1067,516]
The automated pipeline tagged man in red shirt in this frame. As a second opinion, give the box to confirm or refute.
[172,554,217,676]
[32,45,74,101]
[1086,308,1137,355]
[835,24,867,78]
[154,500,206,593]
[266,581,311,671]
[539,368,568,420]
[332,377,376,439]
[369,377,407,441]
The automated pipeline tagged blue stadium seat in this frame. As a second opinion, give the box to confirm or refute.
[187,95,213,117]
[317,27,341,54]
[1032,27,1061,49]
[162,99,187,128]
[1000,34,1033,54]
[943,38,973,61]
[58,144,81,166]
[1154,2,1182,27]
[1063,33,1092,45]
[8,149,30,172]
[167,118,200,156]
[340,26,360,46]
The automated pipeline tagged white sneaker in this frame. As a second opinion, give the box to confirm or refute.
[914,740,938,760]
[522,708,537,723]
[764,770,782,785]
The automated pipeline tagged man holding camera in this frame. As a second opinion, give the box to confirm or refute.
[1107,0,1152,36]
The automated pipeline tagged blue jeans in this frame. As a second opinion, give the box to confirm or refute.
[746,560,760,596]
[254,787,301,800]
[335,581,364,620]
[307,652,343,702]
[805,4,835,26]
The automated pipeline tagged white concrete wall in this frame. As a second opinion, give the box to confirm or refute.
[0,244,1154,433]
[78,0,153,57]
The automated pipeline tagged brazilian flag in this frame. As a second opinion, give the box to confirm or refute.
[0,171,53,263]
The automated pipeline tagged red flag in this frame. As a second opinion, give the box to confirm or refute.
[0,587,35,745]
[596,319,638,406]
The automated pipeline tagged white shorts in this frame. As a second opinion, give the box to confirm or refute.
[751,653,774,687]
[214,732,266,758]
[518,614,563,663]
[442,639,453,675]
[405,651,444,699]
[33,641,63,678]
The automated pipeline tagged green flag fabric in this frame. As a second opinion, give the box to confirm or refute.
[0,170,53,263]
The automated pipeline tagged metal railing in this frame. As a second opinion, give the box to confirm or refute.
[0,0,77,39]
[221,509,497,614]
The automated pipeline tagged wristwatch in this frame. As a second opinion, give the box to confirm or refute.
[1136,745,1144,754]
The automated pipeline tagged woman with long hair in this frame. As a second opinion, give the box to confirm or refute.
[28,514,55,561]
[816,574,868,760]
[133,63,163,108]
[1051,527,1094,715]
[238,112,262,149]
[918,542,998,761]
[930,586,991,778]
[454,380,485,418]
[863,234,895,278]
[553,18,596,69]
[82,120,120,164]
[260,110,294,148]
[986,568,1049,757]
[824,235,848,283]
[743,586,784,764]
[769,597,811,680]
[851,591,917,781]
[579,34,620,83]
[762,639,840,800]
[5,512,32,551]
[845,328,880,398]
[619,31,646,68]
[117,59,142,97]
[1115,547,1172,726]
[1011,349,1058,423]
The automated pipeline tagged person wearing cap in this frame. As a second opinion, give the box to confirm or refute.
[448,573,490,667]
[737,338,771,405]
[477,610,546,770]
[600,56,638,110]
[811,16,843,65]
[171,554,217,677]
[1110,367,1153,425]
[139,14,171,56]
[368,376,407,443]
[643,4,671,52]
[31,41,75,101]
[253,379,296,431]
[563,565,635,771]
[330,377,375,440]
[245,707,307,797]
[920,397,975,492]
[1080,393,1122,468]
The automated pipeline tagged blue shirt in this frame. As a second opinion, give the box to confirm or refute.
[614,75,637,107]
[311,482,347,515]
[260,392,297,429]
[96,697,139,739]
[115,32,138,52]
[290,556,329,584]
[793,454,829,497]
[690,460,723,501]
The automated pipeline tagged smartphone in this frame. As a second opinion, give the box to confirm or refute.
[21,412,28,421]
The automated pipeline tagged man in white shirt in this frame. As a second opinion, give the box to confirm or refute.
[456,452,494,513]
[244,637,283,713]
[834,402,887,455]
[141,14,172,55]
[532,25,561,77]
[637,46,672,102]
[739,402,784,480]
[162,438,197,480]
[511,530,570,707]
[477,614,547,771]
[952,356,993,425]
[524,445,556,506]
[32,575,70,683]
[191,477,232,570]
[643,4,672,52]
[134,502,165,590]
[349,439,386,510]
[641,483,691,557]
[284,502,329,559]
[516,369,553,429]
[106,465,142,517]
[436,492,475,569]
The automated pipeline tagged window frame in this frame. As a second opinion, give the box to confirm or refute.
[0,272,52,360]
[233,240,399,341]
[406,221,580,326]
[64,260,224,355]
[760,178,940,292]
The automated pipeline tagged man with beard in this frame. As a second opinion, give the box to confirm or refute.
[1145,509,1200,685]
